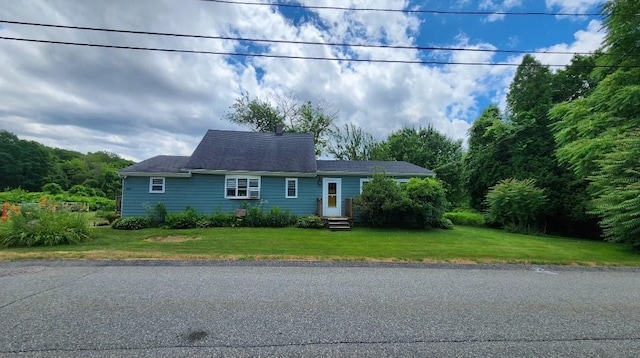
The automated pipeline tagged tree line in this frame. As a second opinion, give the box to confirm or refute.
[0,130,133,199]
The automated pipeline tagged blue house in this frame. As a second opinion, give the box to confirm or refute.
[119,129,435,219]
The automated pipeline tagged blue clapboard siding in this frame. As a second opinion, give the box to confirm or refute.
[122,174,422,218]
[122,174,321,217]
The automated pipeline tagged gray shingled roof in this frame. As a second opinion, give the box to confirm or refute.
[185,130,317,173]
[120,155,190,174]
[317,160,435,176]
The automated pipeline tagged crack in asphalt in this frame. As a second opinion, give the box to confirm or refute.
[0,269,99,311]
[2,336,640,353]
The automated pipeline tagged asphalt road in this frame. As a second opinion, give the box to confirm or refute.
[1,261,639,357]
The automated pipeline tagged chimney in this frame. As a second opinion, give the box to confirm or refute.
[275,124,284,136]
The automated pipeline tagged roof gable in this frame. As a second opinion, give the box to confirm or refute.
[186,130,317,174]
[120,155,190,174]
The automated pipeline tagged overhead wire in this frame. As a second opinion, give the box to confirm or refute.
[1,36,627,68]
[199,0,604,16]
[0,19,600,56]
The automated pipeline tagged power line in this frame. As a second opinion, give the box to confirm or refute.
[2,36,628,68]
[200,0,603,16]
[0,20,599,56]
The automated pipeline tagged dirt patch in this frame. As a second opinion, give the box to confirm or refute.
[144,236,201,243]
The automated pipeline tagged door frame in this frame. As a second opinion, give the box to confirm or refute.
[322,178,342,217]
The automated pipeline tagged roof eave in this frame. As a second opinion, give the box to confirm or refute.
[118,171,192,178]
[317,170,435,177]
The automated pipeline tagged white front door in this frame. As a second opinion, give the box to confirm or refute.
[323,178,342,217]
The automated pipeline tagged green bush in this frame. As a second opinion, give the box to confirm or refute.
[111,216,151,230]
[145,203,167,227]
[165,207,204,229]
[485,178,547,233]
[95,210,120,224]
[404,177,449,229]
[354,173,412,227]
[0,209,92,247]
[444,211,485,227]
[438,217,454,230]
[42,183,64,195]
[210,211,236,227]
[263,207,298,228]
[242,201,266,227]
[354,174,449,229]
[295,215,326,229]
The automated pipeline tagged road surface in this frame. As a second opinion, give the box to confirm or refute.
[1,261,639,357]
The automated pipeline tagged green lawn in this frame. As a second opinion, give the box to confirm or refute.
[1,225,639,266]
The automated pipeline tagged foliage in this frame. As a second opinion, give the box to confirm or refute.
[210,211,237,227]
[444,211,485,227]
[549,0,640,247]
[354,174,449,229]
[354,173,411,227]
[295,215,326,229]
[326,124,381,160]
[0,201,92,247]
[438,217,454,230]
[380,126,465,206]
[165,207,204,229]
[111,216,151,230]
[484,178,547,233]
[0,131,132,198]
[241,202,298,228]
[404,177,449,229]
[145,203,168,227]
[0,189,115,211]
[95,210,120,224]
[225,91,336,155]
[42,183,64,195]
[262,207,298,228]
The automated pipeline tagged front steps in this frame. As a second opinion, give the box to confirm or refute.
[326,217,351,231]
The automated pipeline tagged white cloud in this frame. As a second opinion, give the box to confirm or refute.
[545,0,604,14]
[0,0,609,162]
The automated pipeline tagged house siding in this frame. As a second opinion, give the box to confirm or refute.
[122,174,425,219]
[121,174,320,217]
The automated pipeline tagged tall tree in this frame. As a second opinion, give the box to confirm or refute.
[225,91,336,155]
[382,127,465,206]
[550,0,640,246]
[326,124,381,160]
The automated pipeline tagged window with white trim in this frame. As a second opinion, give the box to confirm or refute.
[285,178,298,198]
[225,176,261,199]
[360,178,411,193]
[149,177,165,193]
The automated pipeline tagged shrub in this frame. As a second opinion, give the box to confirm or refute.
[354,173,412,227]
[242,201,266,227]
[42,183,64,195]
[404,177,449,229]
[95,210,120,224]
[444,211,485,227]
[484,178,547,233]
[295,215,325,229]
[438,217,454,230]
[112,216,151,230]
[263,207,298,227]
[210,211,236,227]
[145,203,167,227]
[165,207,204,229]
[0,206,92,247]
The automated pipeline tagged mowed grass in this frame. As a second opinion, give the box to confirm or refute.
[1,225,639,266]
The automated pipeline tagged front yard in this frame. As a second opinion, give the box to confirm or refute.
[1,225,639,266]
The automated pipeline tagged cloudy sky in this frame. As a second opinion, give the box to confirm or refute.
[0,0,606,161]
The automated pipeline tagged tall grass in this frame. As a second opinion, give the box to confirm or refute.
[0,207,92,247]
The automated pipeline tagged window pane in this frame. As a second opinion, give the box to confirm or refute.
[328,182,337,195]
[152,185,163,191]
[238,189,247,197]
[249,179,259,188]
[226,179,236,188]
[238,179,248,189]
[287,180,296,197]
[152,178,163,185]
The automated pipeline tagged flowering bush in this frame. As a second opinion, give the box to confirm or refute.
[0,198,92,247]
